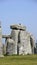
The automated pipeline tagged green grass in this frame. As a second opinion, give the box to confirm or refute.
[0,55,37,65]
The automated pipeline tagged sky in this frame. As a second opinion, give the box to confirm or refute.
[0,0,37,41]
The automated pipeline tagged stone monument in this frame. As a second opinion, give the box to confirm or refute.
[10,24,35,55]
[2,24,36,55]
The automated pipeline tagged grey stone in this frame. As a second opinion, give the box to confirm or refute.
[10,24,26,31]
[6,38,15,55]
[2,24,35,55]
[0,22,4,57]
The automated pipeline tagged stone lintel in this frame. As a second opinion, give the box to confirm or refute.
[2,35,11,38]
[10,24,26,31]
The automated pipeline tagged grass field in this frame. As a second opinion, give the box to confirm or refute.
[0,55,37,65]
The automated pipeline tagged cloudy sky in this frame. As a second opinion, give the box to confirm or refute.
[0,0,37,40]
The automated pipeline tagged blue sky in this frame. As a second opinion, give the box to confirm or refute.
[0,0,37,40]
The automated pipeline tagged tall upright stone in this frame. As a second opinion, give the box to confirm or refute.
[2,35,15,55]
[30,34,36,54]
[11,29,19,54]
[6,38,15,55]
[19,31,32,55]
[0,22,4,57]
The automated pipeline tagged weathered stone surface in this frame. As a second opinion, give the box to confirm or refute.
[2,24,35,55]
[6,38,15,55]
[10,24,26,31]
[3,44,6,55]
[10,24,35,55]
[30,34,36,54]
[19,31,32,55]
[11,30,19,54]
[0,22,4,57]
[36,43,37,53]
[2,35,11,38]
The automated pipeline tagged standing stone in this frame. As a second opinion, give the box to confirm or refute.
[11,29,19,54]
[0,22,4,57]
[3,43,6,55]
[30,34,36,54]
[6,38,15,55]
[36,42,37,53]
[19,31,32,55]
